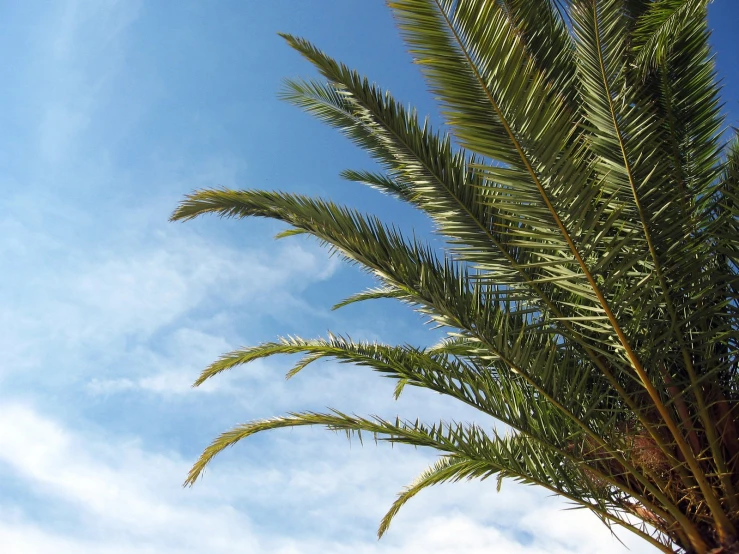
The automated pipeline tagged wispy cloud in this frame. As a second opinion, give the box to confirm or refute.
[0,0,679,551]
[0,401,653,554]
[0,224,339,383]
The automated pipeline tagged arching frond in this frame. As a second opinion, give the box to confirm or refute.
[632,0,709,71]
[377,455,490,538]
[331,285,403,311]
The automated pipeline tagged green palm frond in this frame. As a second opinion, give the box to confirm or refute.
[719,134,739,268]
[376,453,671,553]
[193,334,604,443]
[186,409,672,552]
[494,0,579,108]
[377,455,490,538]
[173,1,739,551]
[339,169,413,200]
[331,285,404,311]
[632,0,710,71]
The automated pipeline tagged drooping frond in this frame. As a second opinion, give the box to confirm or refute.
[185,409,672,552]
[192,334,613,448]
[377,455,489,538]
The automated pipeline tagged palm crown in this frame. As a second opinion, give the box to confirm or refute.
[171,1,739,552]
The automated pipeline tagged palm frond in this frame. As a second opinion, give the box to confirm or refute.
[377,455,489,538]
[331,285,404,311]
[632,0,710,72]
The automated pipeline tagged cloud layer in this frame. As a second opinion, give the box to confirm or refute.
[0,0,672,552]
[0,400,653,554]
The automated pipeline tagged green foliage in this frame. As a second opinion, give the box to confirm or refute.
[172,1,738,552]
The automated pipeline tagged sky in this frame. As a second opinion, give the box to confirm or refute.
[0,1,737,553]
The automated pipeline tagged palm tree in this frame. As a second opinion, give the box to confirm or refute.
[171,0,738,551]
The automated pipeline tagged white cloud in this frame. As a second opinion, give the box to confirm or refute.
[66,235,335,338]
[0,221,339,386]
[0,402,656,554]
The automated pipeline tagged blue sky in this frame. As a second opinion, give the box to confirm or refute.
[0,2,737,553]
